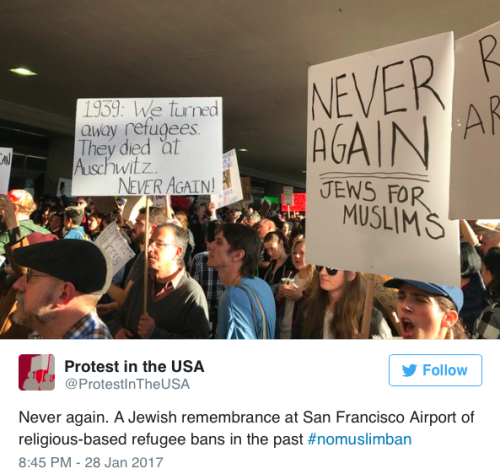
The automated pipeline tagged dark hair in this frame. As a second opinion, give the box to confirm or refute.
[460,241,482,278]
[64,206,84,226]
[263,230,290,255]
[207,220,222,243]
[89,212,105,229]
[103,212,125,227]
[484,247,500,299]
[156,223,189,265]
[139,206,169,227]
[270,215,284,230]
[217,223,261,278]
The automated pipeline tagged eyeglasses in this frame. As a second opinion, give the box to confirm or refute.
[149,240,177,250]
[315,266,339,276]
[26,268,54,283]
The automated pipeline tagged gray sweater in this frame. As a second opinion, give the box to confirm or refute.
[109,272,210,339]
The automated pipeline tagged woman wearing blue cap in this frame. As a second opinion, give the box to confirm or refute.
[384,279,467,339]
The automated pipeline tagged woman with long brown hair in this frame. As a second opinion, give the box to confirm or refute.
[292,266,391,339]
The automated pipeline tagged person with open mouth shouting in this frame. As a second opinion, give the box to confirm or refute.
[384,279,468,339]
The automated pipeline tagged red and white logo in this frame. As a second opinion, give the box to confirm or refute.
[19,354,55,391]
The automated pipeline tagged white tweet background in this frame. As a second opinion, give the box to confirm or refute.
[0,340,497,473]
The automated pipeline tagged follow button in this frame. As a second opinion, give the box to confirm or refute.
[389,354,482,387]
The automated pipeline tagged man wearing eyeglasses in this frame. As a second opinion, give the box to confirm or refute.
[109,223,209,339]
[11,239,113,339]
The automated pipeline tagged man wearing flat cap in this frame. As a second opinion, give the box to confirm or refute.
[11,239,113,339]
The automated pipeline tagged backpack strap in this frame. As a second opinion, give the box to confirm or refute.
[235,283,268,339]
[75,228,89,241]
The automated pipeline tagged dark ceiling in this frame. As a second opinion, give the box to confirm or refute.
[0,0,499,187]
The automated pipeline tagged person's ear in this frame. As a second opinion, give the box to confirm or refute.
[55,282,77,306]
[174,245,183,260]
[232,249,245,263]
[441,310,458,329]
[347,271,357,282]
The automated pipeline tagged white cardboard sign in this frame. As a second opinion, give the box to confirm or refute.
[0,148,13,194]
[306,32,460,286]
[72,98,223,196]
[95,222,136,276]
[210,149,244,210]
[450,21,500,219]
[283,186,294,206]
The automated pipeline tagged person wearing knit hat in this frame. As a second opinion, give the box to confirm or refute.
[11,239,113,339]
[0,191,51,255]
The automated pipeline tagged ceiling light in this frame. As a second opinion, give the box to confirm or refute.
[238,148,249,152]
[9,68,38,76]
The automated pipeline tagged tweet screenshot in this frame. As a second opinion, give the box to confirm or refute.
[2,9,500,474]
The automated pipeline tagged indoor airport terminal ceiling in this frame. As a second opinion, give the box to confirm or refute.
[0,0,499,187]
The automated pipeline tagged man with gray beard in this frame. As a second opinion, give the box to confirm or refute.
[12,239,113,339]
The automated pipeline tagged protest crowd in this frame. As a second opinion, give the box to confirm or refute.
[0,188,497,341]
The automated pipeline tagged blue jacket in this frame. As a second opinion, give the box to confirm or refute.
[217,277,276,339]
[63,226,87,240]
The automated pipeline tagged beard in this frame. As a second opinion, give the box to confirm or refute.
[131,230,146,246]
[13,293,57,329]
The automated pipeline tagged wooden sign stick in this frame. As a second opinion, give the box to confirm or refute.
[164,195,174,219]
[143,198,150,315]
[361,273,376,337]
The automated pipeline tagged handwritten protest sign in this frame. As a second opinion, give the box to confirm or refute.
[210,150,244,209]
[307,32,460,286]
[72,98,223,196]
[241,177,252,202]
[95,222,136,276]
[450,21,500,219]
[283,186,294,206]
[281,193,306,212]
[0,148,13,194]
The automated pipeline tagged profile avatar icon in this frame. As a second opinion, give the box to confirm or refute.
[19,354,55,391]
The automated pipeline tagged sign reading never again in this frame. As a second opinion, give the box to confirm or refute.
[72,98,223,196]
[450,20,500,219]
[306,32,460,286]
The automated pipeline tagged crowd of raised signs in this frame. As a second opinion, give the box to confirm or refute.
[0,189,499,340]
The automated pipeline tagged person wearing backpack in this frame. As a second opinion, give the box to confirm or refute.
[208,223,276,339]
[62,206,89,241]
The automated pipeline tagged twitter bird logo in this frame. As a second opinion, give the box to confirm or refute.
[402,364,417,377]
